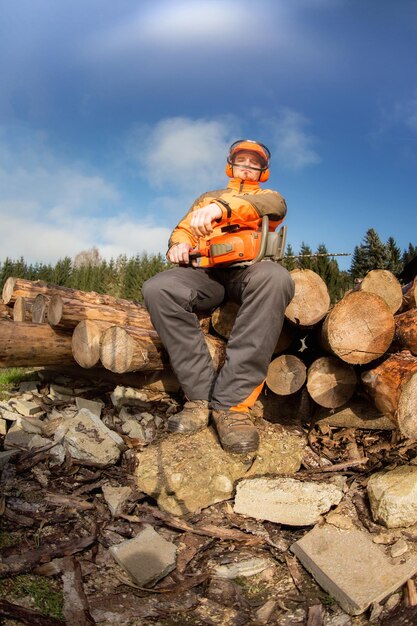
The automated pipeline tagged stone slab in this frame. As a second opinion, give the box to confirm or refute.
[0,418,6,435]
[234,476,345,526]
[75,397,104,417]
[10,398,43,417]
[367,465,417,528]
[110,524,177,586]
[291,523,417,615]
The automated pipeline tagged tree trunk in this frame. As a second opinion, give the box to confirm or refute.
[285,269,330,327]
[306,356,357,408]
[266,354,306,395]
[99,325,226,374]
[361,351,417,438]
[0,320,76,367]
[13,297,30,322]
[355,269,403,314]
[47,293,154,331]
[314,397,394,430]
[395,308,417,356]
[321,291,395,364]
[71,320,114,369]
[2,277,141,310]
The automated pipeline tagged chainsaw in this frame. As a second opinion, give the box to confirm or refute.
[189,215,287,268]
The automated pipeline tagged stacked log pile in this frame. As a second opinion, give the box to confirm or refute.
[1,270,417,438]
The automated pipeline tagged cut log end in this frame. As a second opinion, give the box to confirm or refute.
[397,372,417,440]
[32,293,48,324]
[285,269,330,327]
[322,291,395,364]
[266,354,306,396]
[307,356,357,409]
[358,269,403,314]
[1,277,17,305]
[100,326,142,373]
[47,294,64,327]
[71,319,110,369]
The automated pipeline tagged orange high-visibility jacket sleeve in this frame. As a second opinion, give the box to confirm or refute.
[167,185,287,253]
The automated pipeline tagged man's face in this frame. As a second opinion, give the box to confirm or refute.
[232,150,263,181]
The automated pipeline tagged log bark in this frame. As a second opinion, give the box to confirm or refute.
[306,356,357,408]
[99,326,226,373]
[0,320,76,367]
[314,397,394,430]
[266,354,306,395]
[285,269,330,327]
[395,308,417,356]
[401,278,417,312]
[71,320,114,369]
[321,291,395,364]
[361,351,417,438]
[355,269,403,314]
[2,277,142,310]
[13,296,30,322]
[47,293,154,331]
[32,293,49,323]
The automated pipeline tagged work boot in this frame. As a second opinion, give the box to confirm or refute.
[212,410,259,453]
[167,400,210,434]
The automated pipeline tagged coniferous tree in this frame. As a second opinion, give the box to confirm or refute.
[350,228,388,279]
[402,243,417,267]
[282,243,297,271]
[53,256,72,286]
[385,237,403,276]
[298,242,314,270]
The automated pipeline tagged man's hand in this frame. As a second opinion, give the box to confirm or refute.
[190,203,222,237]
[167,242,193,265]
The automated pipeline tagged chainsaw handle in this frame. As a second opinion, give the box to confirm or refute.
[245,215,269,265]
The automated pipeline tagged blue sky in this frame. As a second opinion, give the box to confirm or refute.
[1,0,416,271]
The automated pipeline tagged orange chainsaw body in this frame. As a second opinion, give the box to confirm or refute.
[191,229,261,268]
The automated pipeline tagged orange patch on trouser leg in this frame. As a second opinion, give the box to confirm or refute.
[229,380,265,413]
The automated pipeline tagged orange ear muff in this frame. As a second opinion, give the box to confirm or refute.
[259,168,269,182]
[225,162,233,178]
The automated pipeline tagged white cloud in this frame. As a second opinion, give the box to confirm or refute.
[260,108,321,170]
[0,127,170,264]
[129,116,239,192]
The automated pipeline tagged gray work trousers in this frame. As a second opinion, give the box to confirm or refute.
[142,261,295,410]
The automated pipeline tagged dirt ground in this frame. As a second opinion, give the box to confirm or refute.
[1,370,417,626]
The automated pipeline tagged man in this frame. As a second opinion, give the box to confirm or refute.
[142,139,294,454]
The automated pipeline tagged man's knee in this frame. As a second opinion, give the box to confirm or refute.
[142,272,170,307]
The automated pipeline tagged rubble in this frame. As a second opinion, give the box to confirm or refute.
[109,524,177,586]
[234,475,346,525]
[63,408,122,466]
[2,366,417,624]
[367,465,417,528]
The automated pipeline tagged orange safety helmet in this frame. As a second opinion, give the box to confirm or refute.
[226,139,271,182]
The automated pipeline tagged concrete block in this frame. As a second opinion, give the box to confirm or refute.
[291,523,417,615]
[110,524,177,586]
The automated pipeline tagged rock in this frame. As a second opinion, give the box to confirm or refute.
[63,408,121,467]
[135,422,304,516]
[291,523,417,615]
[28,433,53,449]
[0,418,6,435]
[212,557,272,579]
[0,449,19,468]
[3,417,43,449]
[121,419,145,440]
[18,381,39,393]
[102,484,132,516]
[390,538,409,558]
[111,386,148,409]
[9,398,44,417]
[367,465,417,528]
[75,397,104,417]
[234,476,345,526]
[109,524,177,586]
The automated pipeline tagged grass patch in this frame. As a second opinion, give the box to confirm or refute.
[0,574,64,619]
[0,367,36,400]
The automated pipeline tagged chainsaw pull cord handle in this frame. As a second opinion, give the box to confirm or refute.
[246,215,269,265]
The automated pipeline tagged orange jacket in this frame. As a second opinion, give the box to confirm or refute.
[168,178,287,252]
